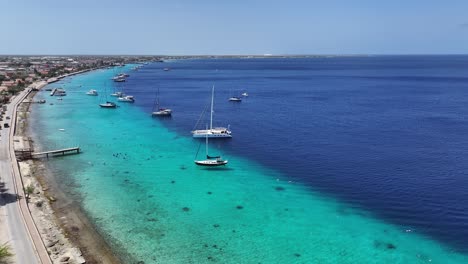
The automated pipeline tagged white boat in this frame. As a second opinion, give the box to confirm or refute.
[194,126,228,166]
[100,85,117,108]
[152,87,172,116]
[117,95,135,103]
[228,89,242,101]
[99,101,117,108]
[86,89,98,96]
[192,86,232,138]
[228,96,242,102]
[114,77,126,82]
[153,108,172,116]
[242,92,248,97]
[110,91,124,97]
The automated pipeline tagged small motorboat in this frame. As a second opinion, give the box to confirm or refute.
[99,101,117,108]
[152,108,172,116]
[228,96,242,102]
[86,89,98,96]
[110,91,124,97]
[242,92,248,97]
[117,95,135,103]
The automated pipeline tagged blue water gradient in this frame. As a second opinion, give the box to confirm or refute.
[29,56,468,263]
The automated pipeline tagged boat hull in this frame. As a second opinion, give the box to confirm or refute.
[118,97,135,103]
[194,160,228,166]
[152,111,172,116]
[192,128,232,138]
[99,103,117,108]
[192,133,232,138]
[228,97,242,102]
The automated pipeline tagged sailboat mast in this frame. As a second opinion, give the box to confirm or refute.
[206,132,208,157]
[157,87,160,109]
[205,124,209,157]
[210,85,214,130]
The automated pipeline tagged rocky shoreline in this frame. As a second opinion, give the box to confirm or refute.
[17,84,121,263]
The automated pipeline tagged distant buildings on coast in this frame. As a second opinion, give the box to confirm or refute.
[0,55,159,102]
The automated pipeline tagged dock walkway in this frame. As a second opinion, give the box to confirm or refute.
[32,147,80,158]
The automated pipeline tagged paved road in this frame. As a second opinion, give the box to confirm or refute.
[0,89,40,264]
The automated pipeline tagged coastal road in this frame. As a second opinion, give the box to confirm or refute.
[0,89,40,264]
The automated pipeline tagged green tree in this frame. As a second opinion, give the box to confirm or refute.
[0,243,13,263]
[25,184,35,201]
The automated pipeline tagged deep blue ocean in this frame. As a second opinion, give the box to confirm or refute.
[31,56,468,263]
[138,56,468,251]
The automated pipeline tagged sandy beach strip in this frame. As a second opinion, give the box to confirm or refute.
[9,73,121,263]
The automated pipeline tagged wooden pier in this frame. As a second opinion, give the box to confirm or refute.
[16,147,81,160]
[31,147,81,158]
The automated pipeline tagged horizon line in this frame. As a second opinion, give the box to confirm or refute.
[1,53,468,57]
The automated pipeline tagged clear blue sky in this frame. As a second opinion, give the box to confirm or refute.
[2,0,468,55]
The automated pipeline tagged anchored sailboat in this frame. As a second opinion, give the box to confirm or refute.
[192,86,232,138]
[152,87,172,116]
[194,126,228,166]
[99,84,117,108]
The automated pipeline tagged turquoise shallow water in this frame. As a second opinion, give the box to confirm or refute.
[29,65,468,263]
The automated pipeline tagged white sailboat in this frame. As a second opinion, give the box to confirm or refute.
[99,85,117,108]
[194,126,228,166]
[152,87,172,116]
[192,86,232,138]
[110,82,124,97]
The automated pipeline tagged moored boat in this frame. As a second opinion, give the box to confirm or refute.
[192,86,232,138]
[228,96,242,102]
[117,95,135,103]
[99,101,117,108]
[152,108,172,116]
[151,87,172,117]
[111,91,124,97]
[86,89,98,96]
[194,126,228,166]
